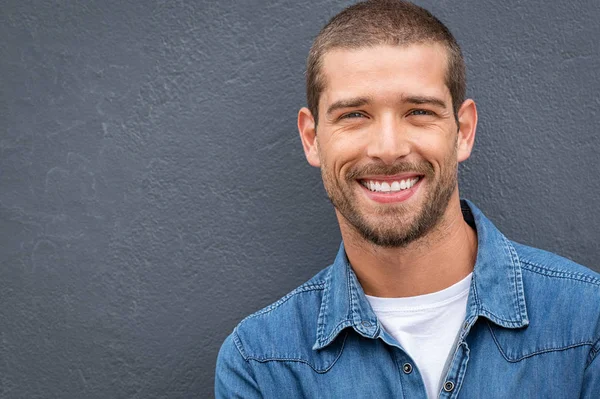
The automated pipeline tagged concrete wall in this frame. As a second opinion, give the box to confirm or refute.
[1,0,598,397]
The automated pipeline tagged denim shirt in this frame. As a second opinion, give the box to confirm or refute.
[216,200,600,398]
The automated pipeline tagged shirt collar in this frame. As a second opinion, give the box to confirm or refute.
[313,199,529,350]
[461,199,529,329]
[313,244,379,350]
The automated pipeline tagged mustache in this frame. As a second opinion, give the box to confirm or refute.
[346,161,434,180]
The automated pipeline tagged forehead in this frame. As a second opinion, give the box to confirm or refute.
[319,44,451,104]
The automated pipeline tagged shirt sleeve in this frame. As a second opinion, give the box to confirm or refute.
[215,331,262,398]
[580,345,600,399]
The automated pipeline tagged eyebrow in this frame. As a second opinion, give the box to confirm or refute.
[402,95,448,109]
[326,97,371,117]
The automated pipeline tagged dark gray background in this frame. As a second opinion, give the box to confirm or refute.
[1,0,598,397]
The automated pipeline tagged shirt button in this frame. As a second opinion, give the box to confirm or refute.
[402,363,412,374]
[443,381,455,392]
[361,321,371,327]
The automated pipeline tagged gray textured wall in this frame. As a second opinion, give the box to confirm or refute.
[1,0,598,398]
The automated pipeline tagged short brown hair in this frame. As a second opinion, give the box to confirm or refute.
[306,0,466,124]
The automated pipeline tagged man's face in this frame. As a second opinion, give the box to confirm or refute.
[300,44,473,247]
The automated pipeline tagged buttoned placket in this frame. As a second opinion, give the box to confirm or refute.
[377,327,429,398]
[437,318,476,398]
[354,317,430,397]
[349,266,431,399]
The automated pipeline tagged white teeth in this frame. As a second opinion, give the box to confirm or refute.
[361,177,420,193]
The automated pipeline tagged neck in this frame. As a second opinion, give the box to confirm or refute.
[340,195,477,298]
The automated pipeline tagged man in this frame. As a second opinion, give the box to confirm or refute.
[216,1,600,397]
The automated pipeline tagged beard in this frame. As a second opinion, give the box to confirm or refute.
[319,152,458,248]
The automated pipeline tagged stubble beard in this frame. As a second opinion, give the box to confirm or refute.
[320,156,458,248]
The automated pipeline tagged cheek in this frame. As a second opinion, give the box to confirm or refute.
[412,132,447,153]
[322,138,364,172]
[412,133,458,171]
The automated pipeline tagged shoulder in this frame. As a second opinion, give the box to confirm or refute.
[475,240,600,367]
[512,241,600,317]
[512,241,600,287]
[224,266,331,364]
[508,241,600,360]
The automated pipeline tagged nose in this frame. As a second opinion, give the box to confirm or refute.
[366,114,411,164]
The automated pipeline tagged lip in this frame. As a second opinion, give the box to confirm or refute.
[358,176,423,204]
[358,173,423,182]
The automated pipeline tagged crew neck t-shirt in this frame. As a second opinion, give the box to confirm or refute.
[365,273,472,399]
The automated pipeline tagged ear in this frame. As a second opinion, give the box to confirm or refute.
[298,107,321,167]
[456,99,478,163]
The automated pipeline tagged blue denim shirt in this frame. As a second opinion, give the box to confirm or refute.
[216,200,600,398]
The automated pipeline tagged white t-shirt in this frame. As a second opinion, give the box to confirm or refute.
[366,273,472,399]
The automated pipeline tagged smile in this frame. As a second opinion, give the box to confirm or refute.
[360,177,420,193]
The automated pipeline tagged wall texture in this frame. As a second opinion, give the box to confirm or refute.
[1,0,598,397]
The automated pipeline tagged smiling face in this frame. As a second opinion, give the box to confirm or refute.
[298,44,477,247]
